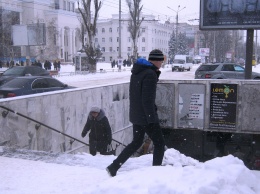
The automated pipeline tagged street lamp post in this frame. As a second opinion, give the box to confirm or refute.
[167,5,186,55]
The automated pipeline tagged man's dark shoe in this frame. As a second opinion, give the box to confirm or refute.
[106,164,118,177]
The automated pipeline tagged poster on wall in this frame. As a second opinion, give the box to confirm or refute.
[200,0,260,29]
[210,83,237,130]
[178,84,205,129]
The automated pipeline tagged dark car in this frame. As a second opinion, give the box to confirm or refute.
[0,66,51,86]
[0,76,75,98]
[195,63,260,79]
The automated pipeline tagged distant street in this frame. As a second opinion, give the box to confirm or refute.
[59,65,199,88]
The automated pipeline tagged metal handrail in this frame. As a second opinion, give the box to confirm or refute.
[0,105,89,147]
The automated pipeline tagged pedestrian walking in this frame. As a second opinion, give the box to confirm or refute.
[81,106,112,156]
[106,49,166,177]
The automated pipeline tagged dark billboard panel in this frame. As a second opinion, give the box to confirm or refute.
[210,83,237,130]
[200,0,260,29]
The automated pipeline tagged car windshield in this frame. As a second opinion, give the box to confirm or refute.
[173,59,185,64]
[1,78,29,88]
[3,67,24,76]
[197,65,219,71]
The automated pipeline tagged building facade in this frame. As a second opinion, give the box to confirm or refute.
[0,0,81,64]
[93,14,174,63]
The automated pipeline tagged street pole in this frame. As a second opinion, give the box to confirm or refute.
[245,29,254,79]
[213,31,216,62]
[119,0,121,59]
[255,29,258,64]
[118,0,122,71]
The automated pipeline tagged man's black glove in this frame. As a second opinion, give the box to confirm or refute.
[81,132,85,138]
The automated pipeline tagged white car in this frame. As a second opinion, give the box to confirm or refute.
[171,59,192,72]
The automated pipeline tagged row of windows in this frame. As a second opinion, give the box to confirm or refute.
[100,47,146,52]
[98,27,171,37]
[96,37,146,43]
[100,27,146,33]
[94,38,168,46]
[63,0,75,12]
[54,0,75,12]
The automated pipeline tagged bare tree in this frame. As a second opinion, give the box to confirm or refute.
[201,30,232,62]
[126,0,144,59]
[78,0,102,72]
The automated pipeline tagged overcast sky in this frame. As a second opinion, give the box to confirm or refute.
[99,0,200,24]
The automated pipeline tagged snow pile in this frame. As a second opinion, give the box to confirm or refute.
[1,146,259,194]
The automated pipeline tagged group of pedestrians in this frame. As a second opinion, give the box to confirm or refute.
[81,49,166,177]
[111,58,132,68]
[0,59,61,70]
[0,60,19,67]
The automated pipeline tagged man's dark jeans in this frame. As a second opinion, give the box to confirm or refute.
[112,123,165,167]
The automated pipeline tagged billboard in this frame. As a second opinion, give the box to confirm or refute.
[12,23,46,46]
[199,48,210,56]
[200,0,260,29]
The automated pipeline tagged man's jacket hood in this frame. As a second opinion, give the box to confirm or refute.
[131,58,158,75]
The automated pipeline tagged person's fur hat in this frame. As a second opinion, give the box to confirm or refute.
[148,49,164,61]
[90,106,100,113]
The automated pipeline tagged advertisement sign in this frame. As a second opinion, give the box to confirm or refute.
[199,48,210,56]
[178,84,205,129]
[12,23,46,46]
[200,0,260,29]
[209,83,237,130]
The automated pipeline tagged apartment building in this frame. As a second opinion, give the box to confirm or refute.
[0,0,81,63]
[94,14,174,63]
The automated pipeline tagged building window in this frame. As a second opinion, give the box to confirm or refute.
[68,2,70,11]
[127,47,131,51]
[71,2,74,12]
[61,48,63,58]
[142,47,145,51]
[142,37,145,42]
[54,34,56,45]
[117,37,119,42]
[63,0,66,10]
[110,56,113,61]
[55,0,59,9]
[102,28,105,33]
[109,37,112,42]
[109,28,112,32]
[102,47,105,52]
[102,38,105,42]
[109,47,112,52]
[64,30,69,46]
[117,47,119,51]
[102,57,105,61]
[128,37,131,42]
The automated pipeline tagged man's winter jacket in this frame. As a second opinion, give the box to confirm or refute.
[129,58,161,125]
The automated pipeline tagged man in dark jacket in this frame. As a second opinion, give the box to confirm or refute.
[106,49,166,177]
[81,106,112,156]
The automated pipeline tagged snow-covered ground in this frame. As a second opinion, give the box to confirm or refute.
[0,146,259,194]
[55,63,199,87]
[1,63,260,194]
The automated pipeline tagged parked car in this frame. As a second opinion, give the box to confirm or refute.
[195,63,260,79]
[0,66,51,86]
[0,76,75,98]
